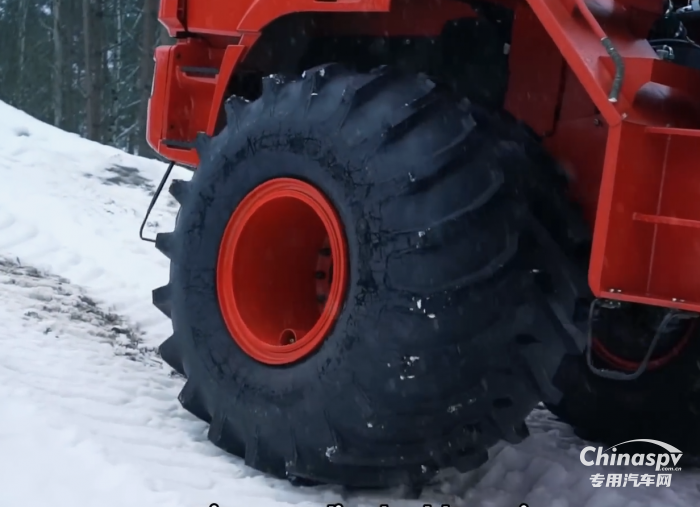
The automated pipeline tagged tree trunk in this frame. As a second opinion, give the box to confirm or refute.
[17,0,29,108]
[82,0,97,140]
[137,0,158,156]
[52,0,64,127]
[94,0,106,143]
[114,0,123,135]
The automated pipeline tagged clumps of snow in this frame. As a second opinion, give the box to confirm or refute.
[413,297,436,319]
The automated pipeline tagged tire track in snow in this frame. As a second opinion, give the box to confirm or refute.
[0,206,112,298]
[0,214,38,250]
[2,258,700,507]
[0,190,172,344]
[0,125,190,346]
[0,258,328,507]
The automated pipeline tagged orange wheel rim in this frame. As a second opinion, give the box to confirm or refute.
[216,178,349,365]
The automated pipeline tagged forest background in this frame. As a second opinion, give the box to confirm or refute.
[0,0,166,158]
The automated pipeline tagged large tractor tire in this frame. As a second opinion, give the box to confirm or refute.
[547,302,700,458]
[153,64,582,489]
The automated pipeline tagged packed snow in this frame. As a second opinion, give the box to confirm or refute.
[1,100,699,507]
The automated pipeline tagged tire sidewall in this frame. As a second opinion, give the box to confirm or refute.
[172,120,374,406]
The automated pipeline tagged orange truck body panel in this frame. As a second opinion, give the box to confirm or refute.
[147,0,700,314]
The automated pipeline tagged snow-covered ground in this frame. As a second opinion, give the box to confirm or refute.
[0,100,698,507]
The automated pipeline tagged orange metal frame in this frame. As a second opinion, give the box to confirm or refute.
[147,0,700,313]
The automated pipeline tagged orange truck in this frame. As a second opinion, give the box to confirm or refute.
[143,0,700,490]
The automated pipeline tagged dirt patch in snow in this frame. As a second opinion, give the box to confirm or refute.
[83,163,155,193]
[0,256,158,364]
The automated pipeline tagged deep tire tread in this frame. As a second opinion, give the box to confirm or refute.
[223,96,250,132]
[152,285,172,318]
[347,66,403,111]
[154,232,176,260]
[178,380,212,424]
[381,88,446,147]
[208,409,246,456]
[158,335,184,375]
[154,64,583,489]
[261,74,292,101]
[194,132,211,158]
[168,179,190,205]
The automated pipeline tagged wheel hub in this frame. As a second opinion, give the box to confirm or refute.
[216,178,348,365]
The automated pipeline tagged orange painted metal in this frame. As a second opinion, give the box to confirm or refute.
[312,0,475,37]
[216,179,349,365]
[148,0,700,313]
[158,0,185,36]
[184,0,390,36]
[148,0,474,167]
[506,0,700,312]
[147,39,245,166]
[146,46,174,160]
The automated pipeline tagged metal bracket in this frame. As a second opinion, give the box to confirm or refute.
[139,161,176,243]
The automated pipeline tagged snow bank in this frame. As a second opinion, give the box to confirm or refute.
[1,101,699,507]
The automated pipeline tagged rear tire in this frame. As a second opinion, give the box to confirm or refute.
[153,64,581,488]
[548,304,700,458]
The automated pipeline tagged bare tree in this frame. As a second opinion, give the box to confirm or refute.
[137,0,157,155]
[16,0,29,108]
[52,0,64,127]
[0,0,163,157]
[83,0,104,140]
